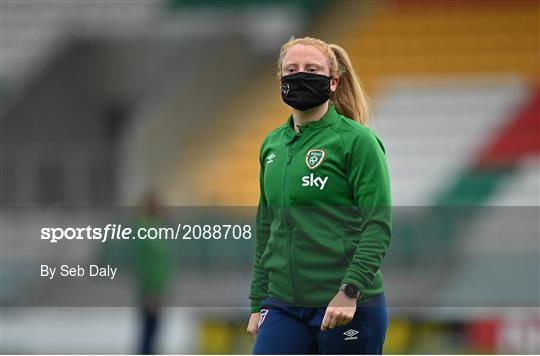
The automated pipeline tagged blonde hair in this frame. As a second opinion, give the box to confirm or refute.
[277,36,370,125]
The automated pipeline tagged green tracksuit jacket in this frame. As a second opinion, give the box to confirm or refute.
[249,102,392,313]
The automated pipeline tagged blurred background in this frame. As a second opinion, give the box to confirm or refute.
[1,0,539,354]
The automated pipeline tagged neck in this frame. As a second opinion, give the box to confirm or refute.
[292,101,329,132]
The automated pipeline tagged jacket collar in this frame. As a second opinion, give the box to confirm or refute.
[283,102,340,143]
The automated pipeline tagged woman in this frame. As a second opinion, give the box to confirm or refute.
[247,36,392,354]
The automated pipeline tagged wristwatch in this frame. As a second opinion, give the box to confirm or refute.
[340,283,361,299]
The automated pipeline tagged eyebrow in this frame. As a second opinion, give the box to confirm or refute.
[283,62,324,69]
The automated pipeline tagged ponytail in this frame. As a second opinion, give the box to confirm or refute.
[277,36,370,125]
[328,44,370,125]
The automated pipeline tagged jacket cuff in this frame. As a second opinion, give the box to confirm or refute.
[341,272,371,296]
[250,298,263,313]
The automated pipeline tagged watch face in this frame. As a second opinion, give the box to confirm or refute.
[344,284,358,298]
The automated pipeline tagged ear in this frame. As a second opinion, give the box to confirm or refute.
[330,76,339,92]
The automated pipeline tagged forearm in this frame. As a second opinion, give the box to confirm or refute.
[341,208,392,291]
[249,196,270,312]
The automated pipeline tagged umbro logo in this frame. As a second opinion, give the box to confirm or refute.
[258,308,269,328]
[343,329,359,341]
[266,153,276,165]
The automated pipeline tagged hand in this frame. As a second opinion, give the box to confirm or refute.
[321,290,357,332]
[246,312,261,337]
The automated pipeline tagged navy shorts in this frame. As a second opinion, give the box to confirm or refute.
[253,293,388,354]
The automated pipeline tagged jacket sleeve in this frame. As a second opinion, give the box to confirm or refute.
[342,129,392,295]
[248,143,271,313]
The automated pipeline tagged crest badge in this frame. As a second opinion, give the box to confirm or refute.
[305,149,325,169]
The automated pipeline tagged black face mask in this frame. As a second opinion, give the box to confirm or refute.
[281,72,331,111]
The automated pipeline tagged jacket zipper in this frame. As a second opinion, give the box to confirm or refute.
[283,137,301,305]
